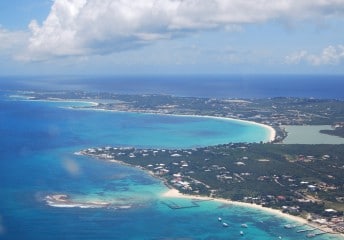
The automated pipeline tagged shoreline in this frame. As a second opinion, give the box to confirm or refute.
[10,95,99,107]
[69,103,277,143]
[161,190,342,237]
[20,96,343,235]
[37,99,99,107]
[12,95,276,143]
[6,93,343,238]
[77,151,343,238]
[102,110,276,143]
[162,189,308,224]
[167,113,276,143]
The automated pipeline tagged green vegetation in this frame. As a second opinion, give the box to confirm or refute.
[23,91,344,142]
[21,90,344,233]
[80,144,344,219]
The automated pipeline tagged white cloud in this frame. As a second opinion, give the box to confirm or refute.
[285,45,344,65]
[24,0,344,60]
[0,27,28,53]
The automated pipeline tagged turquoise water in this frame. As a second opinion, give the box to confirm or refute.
[0,94,341,239]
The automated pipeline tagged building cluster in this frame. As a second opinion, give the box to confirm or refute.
[78,143,343,235]
[309,212,344,234]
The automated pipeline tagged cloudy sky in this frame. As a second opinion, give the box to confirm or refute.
[1,0,344,75]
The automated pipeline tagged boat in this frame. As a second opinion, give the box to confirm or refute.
[222,222,229,227]
[218,217,222,222]
[297,228,315,233]
[240,231,244,236]
[284,224,296,229]
[306,233,316,238]
[241,223,248,228]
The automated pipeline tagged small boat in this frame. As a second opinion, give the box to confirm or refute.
[240,231,244,236]
[241,224,248,228]
[222,222,229,227]
[284,224,296,229]
[306,233,316,238]
[218,217,222,222]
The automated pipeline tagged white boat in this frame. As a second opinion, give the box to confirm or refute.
[240,231,244,236]
[222,222,229,227]
[218,217,222,222]
[241,224,248,228]
[284,224,296,229]
[306,233,316,238]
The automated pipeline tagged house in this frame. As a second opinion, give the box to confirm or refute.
[308,185,317,191]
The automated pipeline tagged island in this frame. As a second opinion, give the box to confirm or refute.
[15,90,344,236]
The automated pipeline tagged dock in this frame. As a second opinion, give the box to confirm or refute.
[284,223,331,239]
[161,199,212,210]
[161,200,199,209]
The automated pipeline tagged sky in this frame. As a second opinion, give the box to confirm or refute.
[0,0,344,75]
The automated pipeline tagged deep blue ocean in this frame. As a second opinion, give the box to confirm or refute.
[1,74,343,99]
[0,75,343,240]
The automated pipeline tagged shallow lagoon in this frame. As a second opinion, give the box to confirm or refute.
[283,125,344,144]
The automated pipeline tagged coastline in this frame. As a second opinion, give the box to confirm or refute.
[36,99,99,107]
[69,104,277,143]
[4,89,344,239]
[161,189,342,238]
[167,113,276,143]
[10,95,99,107]
[20,95,344,235]
[12,95,276,143]
[77,151,343,238]
[162,189,308,225]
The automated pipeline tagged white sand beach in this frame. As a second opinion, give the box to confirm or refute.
[73,105,277,143]
[26,96,276,143]
[162,189,342,237]
[162,189,308,225]
[168,113,276,143]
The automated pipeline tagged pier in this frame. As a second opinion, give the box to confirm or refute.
[161,199,212,210]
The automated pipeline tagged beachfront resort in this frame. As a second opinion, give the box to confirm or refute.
[77,143,344,236]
